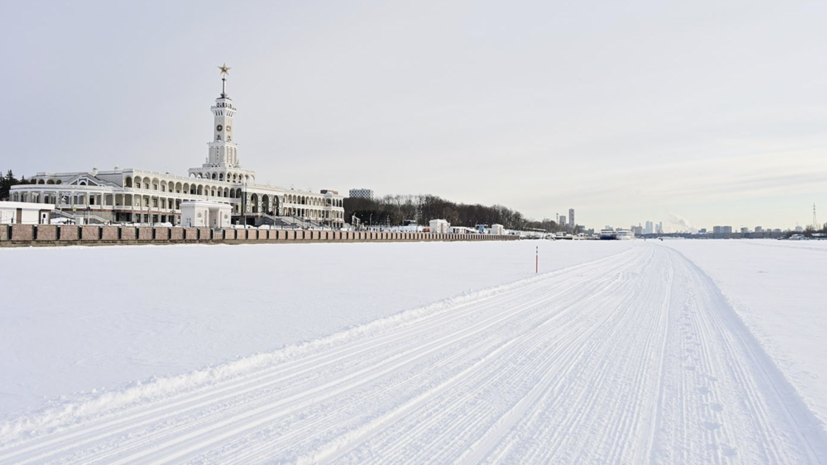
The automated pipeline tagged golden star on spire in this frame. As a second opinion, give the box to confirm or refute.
[218,63,231,76]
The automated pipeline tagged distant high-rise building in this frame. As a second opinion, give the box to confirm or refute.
[656,222,663,234]
[740,227,749,234]
[568,208,575,229]
[713,226,733,234]
[559,215,567,226]
[755,226,763,233]
[348,188,374,199]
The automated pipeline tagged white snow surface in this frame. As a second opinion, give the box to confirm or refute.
[0,240,825,463]
[661,240,827,435]
[0,241,627,415]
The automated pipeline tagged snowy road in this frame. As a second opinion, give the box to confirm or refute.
[1,243,825,464]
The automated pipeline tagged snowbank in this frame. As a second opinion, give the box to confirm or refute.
[0,240,632,415]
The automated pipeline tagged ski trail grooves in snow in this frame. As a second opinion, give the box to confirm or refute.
[0,244,824,464]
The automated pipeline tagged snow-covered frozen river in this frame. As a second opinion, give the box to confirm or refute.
[1,240,825,463]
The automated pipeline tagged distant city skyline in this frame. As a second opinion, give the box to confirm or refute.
[2,0,826,229]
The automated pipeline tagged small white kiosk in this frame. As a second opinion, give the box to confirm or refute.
[0,201,54,225]
[429,219,450,234]
[181,201,232,228]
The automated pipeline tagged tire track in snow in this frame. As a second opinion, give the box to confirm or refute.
[323,256,638,465]
[108,259,631,465]
[1,244,825,464]
[176,253,645,465]
[0,249,638,464]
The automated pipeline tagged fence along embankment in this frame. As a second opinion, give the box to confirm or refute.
[0,224,518,247]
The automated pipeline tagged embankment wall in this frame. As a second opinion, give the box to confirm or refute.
[0,225,518,247]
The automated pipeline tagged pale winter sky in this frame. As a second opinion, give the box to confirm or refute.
[2,0,826,231]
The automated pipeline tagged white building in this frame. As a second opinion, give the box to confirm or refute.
[10,67,345,228]
[429,219,450,234]
[0,201,54,225]
[181,201,232,228]
[490,223,505,235]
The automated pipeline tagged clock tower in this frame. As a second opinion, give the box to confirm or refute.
[189,64,256,184]
[208,63,238,168]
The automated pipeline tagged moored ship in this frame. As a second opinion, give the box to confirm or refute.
[616,229,636,240]
[600,227,635,240]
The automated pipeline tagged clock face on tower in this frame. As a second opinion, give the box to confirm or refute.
[216,125,223,131]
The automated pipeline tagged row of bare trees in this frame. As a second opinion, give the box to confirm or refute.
[344,194,570,232]
[786,224,827,238]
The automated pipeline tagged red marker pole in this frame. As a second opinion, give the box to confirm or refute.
[536,246,538,274]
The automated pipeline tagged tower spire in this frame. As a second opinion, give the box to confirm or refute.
[218,63,231,98]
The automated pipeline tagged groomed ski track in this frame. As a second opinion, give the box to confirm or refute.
[1,243,825,464]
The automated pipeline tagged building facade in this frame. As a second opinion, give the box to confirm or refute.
[10,69,345,227]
